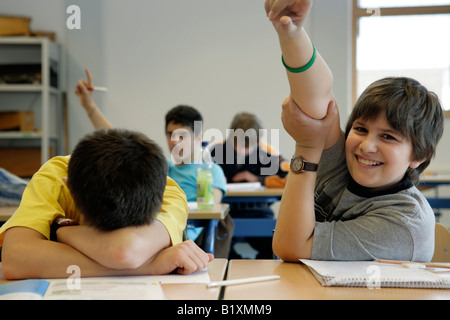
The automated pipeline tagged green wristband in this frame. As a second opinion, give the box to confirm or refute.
[282,43,317,73]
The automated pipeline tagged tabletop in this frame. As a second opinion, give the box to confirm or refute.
[187,203,230,220]
[225,188,284,198]
[223,259,450,300]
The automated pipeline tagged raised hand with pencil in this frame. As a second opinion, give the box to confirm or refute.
[75,68,113,129]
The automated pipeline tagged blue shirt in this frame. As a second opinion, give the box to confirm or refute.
[166,159,227,202]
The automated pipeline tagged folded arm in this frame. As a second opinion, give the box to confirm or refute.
[56,220,171,270]
[1,226,212,280]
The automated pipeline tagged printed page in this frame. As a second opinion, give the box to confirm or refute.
[42,268,209,300]
[43,278,166,300]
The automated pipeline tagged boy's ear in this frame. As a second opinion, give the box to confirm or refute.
[409,158,426,169]
[62,177,68,186]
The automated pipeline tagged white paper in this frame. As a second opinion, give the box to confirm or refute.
[226,182,262,191]
[43,278,166,300]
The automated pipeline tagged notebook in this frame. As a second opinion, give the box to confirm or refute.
[300,259,450,289]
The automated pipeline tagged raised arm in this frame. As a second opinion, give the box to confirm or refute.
[266,0,334,119]
[75,68,113,129]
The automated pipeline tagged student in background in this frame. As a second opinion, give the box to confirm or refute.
[75,70,233,258]
[0,168,27,207]
[210,112,289,259]
[164,105,233,258]
[0,128,212,279]
[210,112,288,187]
[266,0,444,262]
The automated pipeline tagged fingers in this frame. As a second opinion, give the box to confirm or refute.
[323,100,338,122]
[176,240,214,275]
[85,68,93,88]
[266,0,294,21]
[75,79,90,96]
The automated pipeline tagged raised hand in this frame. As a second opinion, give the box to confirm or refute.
[265,0,312,35]
[75,68,95,113]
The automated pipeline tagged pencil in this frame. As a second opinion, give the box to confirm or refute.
[207,275,280,288]
[375,259,450,269]
[87,86,108,92]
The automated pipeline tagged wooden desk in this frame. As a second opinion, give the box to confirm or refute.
[0,259,228,300]
[223,259,450,300]
[225,188,284,198]
[188,203,229,220]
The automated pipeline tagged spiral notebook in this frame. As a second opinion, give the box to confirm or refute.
[300,259,450,289]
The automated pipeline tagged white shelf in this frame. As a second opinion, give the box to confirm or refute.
[0,131,42,139]
[0,37,63,167]
[0,84,58,93]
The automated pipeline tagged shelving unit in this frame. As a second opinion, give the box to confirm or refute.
[0,37,64,176]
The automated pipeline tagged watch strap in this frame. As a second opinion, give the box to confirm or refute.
[303,161,318,172]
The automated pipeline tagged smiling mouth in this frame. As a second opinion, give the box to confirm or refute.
[356,155,383,166]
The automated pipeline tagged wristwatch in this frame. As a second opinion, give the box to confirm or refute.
[290,155,318,174]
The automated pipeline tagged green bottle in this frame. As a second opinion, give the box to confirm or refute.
[197,142,214,211]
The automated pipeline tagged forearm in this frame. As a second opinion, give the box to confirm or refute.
[56,221,171,270]
[1,227,124,279]
[85,103,113,129]
[273,146,321,261]
[279,28,334,120]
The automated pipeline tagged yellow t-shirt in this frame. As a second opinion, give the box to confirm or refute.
[0,156,187,246]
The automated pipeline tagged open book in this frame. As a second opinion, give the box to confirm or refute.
[0,268,210,300]
[0,278,166,300]
[301,259,450,289]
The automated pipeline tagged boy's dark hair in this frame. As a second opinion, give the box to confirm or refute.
[165,105,203,136]
[345,77,444,185]
[229,112,263,147]
[67,129,168,230]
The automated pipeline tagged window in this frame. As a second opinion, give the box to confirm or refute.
[352,0,450,114]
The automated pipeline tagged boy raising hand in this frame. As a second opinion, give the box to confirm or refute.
[266,0,444,262]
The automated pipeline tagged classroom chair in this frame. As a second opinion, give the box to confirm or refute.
[432,223,450,262]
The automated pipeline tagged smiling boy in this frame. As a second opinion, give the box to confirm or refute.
[266,0,444,262]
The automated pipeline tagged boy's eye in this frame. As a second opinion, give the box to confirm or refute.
[381,134,397,141]
[353,126,367,133]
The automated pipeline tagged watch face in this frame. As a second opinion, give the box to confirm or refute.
[291,157,304,172]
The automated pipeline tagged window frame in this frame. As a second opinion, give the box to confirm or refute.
[352,0,450,116]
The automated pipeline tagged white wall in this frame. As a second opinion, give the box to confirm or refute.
[65,0,353,162]
[2,0,448,174]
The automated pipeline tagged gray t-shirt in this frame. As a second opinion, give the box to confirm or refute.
[311,133,435,262]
